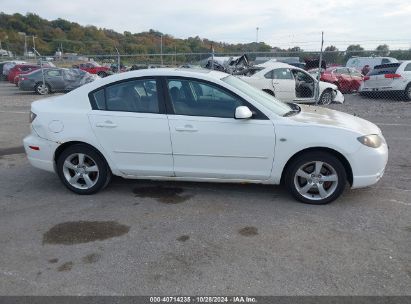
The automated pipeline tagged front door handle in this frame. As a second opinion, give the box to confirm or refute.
[96,121,117,128]
[175,124,198,132]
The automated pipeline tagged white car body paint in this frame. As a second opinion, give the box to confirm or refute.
[239,62,344,104]
[24,68,387,192]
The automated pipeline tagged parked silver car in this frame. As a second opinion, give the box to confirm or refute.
[18,68,98,95]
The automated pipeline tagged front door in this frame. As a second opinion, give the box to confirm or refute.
[165,77,276,180]
[88,78,174,177]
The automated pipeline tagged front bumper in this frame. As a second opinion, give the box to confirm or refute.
[333,90,345,104]
[23,133,58,173]
[350,141,388,189]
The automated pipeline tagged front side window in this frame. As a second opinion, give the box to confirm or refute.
[292,70,314,83]
[91,79,159,113]
[167,78,243,118]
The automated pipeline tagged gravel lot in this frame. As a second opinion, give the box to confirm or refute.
[0,81,410,295]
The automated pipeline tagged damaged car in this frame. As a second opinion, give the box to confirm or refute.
[204,54,250,74]
[18,68,99,95]
[238,62,344,105]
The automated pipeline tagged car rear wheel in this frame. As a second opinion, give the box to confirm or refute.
[404,84,411,101]
[284,151,347,204]
[319,89,333,105]
[56,144,111,194]
[35,82,51,95]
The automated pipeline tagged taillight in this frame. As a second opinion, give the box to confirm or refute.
[363,76,370,81]
[384,73,401,79]
[29,111,37,123]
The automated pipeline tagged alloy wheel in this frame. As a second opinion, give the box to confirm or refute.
[293,161,338,201]
[62,153,100,190]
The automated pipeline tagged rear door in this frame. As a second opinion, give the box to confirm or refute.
[269,68,296,101]
[88,77,174,176]
[45,69,65,91]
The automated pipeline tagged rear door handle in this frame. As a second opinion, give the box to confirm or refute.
[96,121,117,128]
[175,125,198,132]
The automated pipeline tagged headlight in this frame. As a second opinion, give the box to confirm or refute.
[357,134,383,148]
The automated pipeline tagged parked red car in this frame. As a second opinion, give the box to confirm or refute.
[316,67,364,93]
[8,64,40,85]
[74,62,111,77]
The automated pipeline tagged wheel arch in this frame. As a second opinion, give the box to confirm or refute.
[262,89,275,96]
[280,147,353,186]
[53,141,113,173]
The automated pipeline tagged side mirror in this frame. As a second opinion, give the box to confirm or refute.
[235,106,253,119]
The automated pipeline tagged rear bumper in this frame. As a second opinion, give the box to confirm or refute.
[23,133,58,173]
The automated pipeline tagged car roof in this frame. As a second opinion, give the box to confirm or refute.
[82,68,229,91]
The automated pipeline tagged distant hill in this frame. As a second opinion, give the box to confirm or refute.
[0,12,272,56]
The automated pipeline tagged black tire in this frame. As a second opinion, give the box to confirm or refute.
[404,84,411,101]
[34,82,51,95]
[262,89,275,97]
[97,71,107,78]
[318,89,333,105]
[284,151,347,205]
[56,144,111,195]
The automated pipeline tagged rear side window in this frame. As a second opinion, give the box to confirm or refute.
[404,63,411,71]
[368,64,400,76]
[93,89,105,110]
[90,78,160,113]
[272,68,293,79]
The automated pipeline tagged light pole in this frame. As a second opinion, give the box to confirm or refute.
[256,27,259,44]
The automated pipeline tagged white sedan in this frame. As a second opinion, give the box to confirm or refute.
[239,62,345,105]
[24,68,387,204]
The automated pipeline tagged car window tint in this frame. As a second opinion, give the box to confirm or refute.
[293,70,313,83]
[336,68,349,75]
[105,79,159,113]
[264,70,273,79]
[167,79,243,118]
[93,89,106,110]
[404,63,411,71]
[47,70,62,77]
[272,68,293,80]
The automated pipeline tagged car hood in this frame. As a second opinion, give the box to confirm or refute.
[288,104,381,135]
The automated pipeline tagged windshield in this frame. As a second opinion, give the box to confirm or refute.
[222,75,292,116]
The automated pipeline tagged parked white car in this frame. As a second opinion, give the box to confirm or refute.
[359,61,411,100]
[24,68,388,204]
[238,62,344,105]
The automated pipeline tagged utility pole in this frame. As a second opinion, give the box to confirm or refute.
[32,36,37,61]
[160,35,163,65]
[316,31,324,104]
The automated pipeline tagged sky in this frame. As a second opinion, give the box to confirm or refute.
[1,0,411,50]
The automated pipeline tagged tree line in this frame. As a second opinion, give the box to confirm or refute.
[0,12,410,64]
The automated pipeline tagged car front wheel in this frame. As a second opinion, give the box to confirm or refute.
[284,151,347,204]
[56,144,111,194]
[318,89,333,105]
